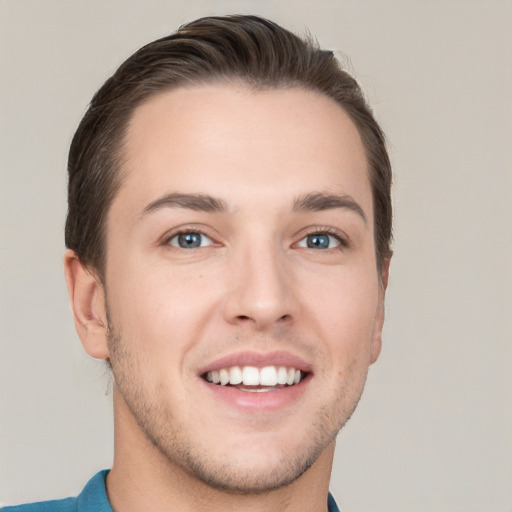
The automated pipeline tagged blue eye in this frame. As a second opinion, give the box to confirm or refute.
[297,233,341,249]
[169,232,213,248]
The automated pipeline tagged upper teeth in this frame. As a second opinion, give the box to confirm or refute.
[205,366,302,386]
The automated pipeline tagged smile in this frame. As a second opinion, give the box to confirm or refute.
[203,365,304,391]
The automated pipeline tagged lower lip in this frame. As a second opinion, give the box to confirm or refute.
[200,375,311,412]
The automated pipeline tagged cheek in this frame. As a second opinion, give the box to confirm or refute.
[303,267,379,355]
[107,262,221,356]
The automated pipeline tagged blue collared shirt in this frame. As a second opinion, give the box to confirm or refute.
[2,470,341,511]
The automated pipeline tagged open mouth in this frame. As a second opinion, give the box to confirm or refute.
[202,365,307,392]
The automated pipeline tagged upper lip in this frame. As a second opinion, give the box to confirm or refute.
[198,351,312,375]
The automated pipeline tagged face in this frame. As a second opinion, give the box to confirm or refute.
[101,85,386,492]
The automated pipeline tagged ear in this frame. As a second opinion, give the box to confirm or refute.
[369,257,391,365]
[64,250,109,359]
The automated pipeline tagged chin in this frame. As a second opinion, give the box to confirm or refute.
[136,406,341,495]
[165,437,328,495]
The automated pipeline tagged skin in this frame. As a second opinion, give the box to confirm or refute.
[65,84,389,512]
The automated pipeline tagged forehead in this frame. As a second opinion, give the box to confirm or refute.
[118,84,371,215]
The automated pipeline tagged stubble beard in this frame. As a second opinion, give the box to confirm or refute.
[106,309,367,495]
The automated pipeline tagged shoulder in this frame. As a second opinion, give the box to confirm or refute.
[2,470,111,512]
[1,497,76,512]
[328,492,341,512]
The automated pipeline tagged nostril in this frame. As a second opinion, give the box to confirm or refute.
[235,314,291,323]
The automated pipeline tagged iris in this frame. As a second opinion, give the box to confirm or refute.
[169,232,212,248]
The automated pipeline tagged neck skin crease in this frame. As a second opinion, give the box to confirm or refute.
[106,386,335,512]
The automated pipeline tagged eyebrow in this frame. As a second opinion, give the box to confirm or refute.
[292,192,367,223]
[141,191,366,223]
[142,193,228,216]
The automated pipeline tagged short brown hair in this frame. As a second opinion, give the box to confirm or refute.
[65,15,392,280]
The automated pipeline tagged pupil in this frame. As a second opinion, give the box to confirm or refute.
[179,233,201,248]
[307,234,329,249]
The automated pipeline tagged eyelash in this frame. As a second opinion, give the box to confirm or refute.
[297,226,350,250]
[161,226,349,251]
[162,227,216,249]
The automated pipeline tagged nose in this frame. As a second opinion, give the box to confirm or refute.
[222,241,299,330]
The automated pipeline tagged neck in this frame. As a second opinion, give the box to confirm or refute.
[106,387,335,512]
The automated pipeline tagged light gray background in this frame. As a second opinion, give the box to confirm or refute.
[1,1,511,510]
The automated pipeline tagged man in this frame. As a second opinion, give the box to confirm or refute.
[4,14,392,512]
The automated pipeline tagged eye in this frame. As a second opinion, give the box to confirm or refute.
[297,233,342,250]
[168,231,213,249]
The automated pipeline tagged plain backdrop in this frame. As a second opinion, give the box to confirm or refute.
[1,1,511,511]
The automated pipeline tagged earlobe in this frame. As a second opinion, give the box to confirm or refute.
[370,257,391,365]
[64,250,110,359]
